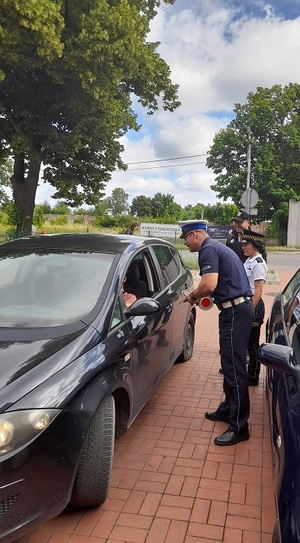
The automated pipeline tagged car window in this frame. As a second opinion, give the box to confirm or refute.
[0,252,115,327]
[283,269,300,324]
[151,245,181,288]
[0,257,21,286]
[110,298,123,329]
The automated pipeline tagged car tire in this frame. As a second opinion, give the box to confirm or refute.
[71,394,115,507]
[176,312,195,362]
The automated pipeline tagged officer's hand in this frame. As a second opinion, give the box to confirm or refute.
[182,291,194,304]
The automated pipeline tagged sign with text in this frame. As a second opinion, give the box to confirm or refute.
[140,223,182,237]
[140,223,232,240]
[207,226,232,239]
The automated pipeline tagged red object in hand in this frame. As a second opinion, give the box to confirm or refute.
[197,297,214,310]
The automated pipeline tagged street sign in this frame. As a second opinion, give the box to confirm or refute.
[207,225,231,239]
[241,188,259,209]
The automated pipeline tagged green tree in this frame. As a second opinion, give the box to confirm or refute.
[204,203,238,225]
[130,194,153,217]
[181,203,205,220]
[0,0,180,235]
[206,83,300,241]
[151,192,174,218]
[108,187,129,215]
[33,204,44,229]
[0,157,13,208]
[93,198,111,217]
[39,200,53,214]
[52,200,70,215]
[161,201,183,223]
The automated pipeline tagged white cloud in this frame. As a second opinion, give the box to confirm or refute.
[37,0,300,210]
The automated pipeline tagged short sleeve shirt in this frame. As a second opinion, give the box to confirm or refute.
[198,238,252,304]
[243,255,268,294]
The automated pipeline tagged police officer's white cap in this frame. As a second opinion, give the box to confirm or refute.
[178,220,208,238]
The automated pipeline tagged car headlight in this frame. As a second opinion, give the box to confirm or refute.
[0,410,60,455]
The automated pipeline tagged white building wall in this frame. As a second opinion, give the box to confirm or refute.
[287,199,300,247]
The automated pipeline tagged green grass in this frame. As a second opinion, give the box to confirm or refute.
[0,224,298,256]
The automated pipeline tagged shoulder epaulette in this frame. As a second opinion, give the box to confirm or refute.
[255,257,263,263]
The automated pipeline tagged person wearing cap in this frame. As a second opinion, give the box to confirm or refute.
[179,219,254,446]
[226,209,251,262]
[241,230,268,386]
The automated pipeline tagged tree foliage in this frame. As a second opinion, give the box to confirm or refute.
[204,203,238,225]
[206,83,300,239]
[0,0,180,234]
[130,194,153,217]
[151,192,174,217]
[108,187,129,215]
[0,157,12,206]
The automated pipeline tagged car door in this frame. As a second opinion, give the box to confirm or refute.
[121,250,174,417]
[267,270,300,542]
[150,244,192,362]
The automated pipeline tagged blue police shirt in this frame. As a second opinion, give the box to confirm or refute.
[198,238,252,304]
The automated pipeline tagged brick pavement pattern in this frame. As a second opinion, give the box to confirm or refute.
[18,270,294,543]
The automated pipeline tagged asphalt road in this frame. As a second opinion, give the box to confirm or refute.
[267,252,299,271]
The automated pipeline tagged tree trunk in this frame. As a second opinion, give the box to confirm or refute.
[11,153,41,236]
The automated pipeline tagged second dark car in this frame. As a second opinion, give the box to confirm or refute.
[258,267,300,543]
[0,233,196,542]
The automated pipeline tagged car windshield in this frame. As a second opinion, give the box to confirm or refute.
[0,251,114,327]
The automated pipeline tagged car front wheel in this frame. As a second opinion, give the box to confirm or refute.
[176,312,195,362]
[71,394,115,507]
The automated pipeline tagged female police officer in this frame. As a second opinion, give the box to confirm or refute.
[179,220,254,446]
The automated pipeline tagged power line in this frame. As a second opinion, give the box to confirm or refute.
[127,160,207,172]
[126,153,207,165]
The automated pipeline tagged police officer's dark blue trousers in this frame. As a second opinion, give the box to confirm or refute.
[217,301,255,433]
[248,298,265,385]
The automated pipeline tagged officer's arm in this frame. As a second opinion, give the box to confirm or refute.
[188,273,218,303]
[252,279,264,308]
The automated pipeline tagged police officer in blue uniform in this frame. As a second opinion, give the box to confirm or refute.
[179,220,255,446]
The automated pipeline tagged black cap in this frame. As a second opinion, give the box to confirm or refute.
[240,229,265,243]
[232,209,251,222]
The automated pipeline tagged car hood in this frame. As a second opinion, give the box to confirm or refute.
[0,324,101,412]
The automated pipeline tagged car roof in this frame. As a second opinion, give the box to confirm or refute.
[0,233,173,256]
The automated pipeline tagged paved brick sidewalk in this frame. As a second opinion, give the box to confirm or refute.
[18,270,293,543]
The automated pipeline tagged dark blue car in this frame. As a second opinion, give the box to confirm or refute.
[259,268,300,543]
[0,233,195,542]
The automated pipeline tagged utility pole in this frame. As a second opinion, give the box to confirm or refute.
[241,127,259,214]
[246,127,251,214]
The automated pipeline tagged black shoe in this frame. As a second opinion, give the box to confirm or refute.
[205,411,229,423]
[214,427,250,446]
[219,368,224,374]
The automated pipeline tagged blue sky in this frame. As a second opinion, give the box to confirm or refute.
[36,0,300,208]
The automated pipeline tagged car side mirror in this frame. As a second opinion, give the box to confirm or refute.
[258,343,297,375]
[124,298,161,317]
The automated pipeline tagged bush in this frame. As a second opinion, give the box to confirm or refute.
[50,215,68,225]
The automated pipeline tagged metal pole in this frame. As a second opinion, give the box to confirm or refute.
[246,127,251,213]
